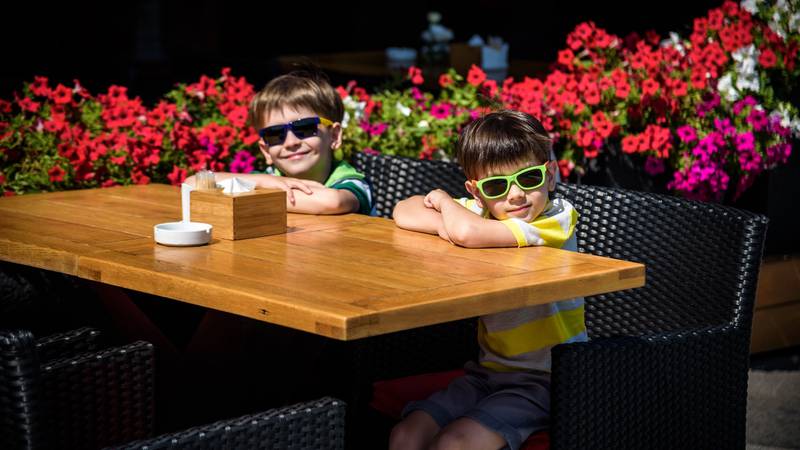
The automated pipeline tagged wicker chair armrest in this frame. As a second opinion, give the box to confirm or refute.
[41,340,156,449]
[550,326,749,450]
[35,326,102,362]
[107,396,346,450]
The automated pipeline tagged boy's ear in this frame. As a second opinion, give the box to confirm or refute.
[329,123,343,150]
[258,141,273,166]
[464,180,485,209]
[546,160,557,191]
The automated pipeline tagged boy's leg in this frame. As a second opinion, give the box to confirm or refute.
[389,410,440,450]
[430,417,506,450]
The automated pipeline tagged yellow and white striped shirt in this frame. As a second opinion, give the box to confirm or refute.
[456,197,586,373]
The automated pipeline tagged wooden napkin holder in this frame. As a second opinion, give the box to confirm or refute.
[190,188,286,240]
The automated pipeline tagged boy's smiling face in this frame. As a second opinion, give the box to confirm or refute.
[258,105,342,183]
[465,159,557,222]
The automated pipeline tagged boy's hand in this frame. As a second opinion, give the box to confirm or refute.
[256,175,315,205]
[423,189,452,212]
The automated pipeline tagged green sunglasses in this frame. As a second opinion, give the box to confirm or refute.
[474,164,548,199]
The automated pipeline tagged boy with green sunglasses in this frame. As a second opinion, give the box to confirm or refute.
[391,110,583,450]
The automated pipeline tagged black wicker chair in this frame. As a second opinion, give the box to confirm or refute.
[0,327,156,450]
[107,396,346,450]
[350,152,768,450]
[352,151,468,219]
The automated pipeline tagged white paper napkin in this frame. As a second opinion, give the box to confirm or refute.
[217,177,255,194]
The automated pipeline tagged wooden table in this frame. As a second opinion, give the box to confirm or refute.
[0,185,645,340]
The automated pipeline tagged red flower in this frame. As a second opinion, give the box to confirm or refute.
[51,84,73,105]
[167,165,188,185]
[481,79,498,98]
[0,173,5,185]
[670,79,688,97]
[336,86,349,99]
[48,166,66,183]
[557,49,575,68]
[438,74,453,88]
[642,78,660,96]
[407,66,424,85]
[758,48,777,68]
[583,84,600,105]
[690,68,707,89]
[622,135,639,154]
[131,169,150,185]
[558,159,574,179]
[17,97,40,112]
[615,82,630,99]
[30,76,51,97]
[467,65,487,87]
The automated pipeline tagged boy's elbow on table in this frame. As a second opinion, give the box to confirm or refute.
[446,222,482,248]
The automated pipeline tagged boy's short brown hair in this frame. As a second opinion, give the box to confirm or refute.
[456,110,552,180]
[248,69,344,129]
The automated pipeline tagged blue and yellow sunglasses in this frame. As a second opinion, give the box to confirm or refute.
[258,116,334,146]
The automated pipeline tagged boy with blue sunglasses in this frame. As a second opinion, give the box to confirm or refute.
[391,110,584,450]
[187,69,373,215]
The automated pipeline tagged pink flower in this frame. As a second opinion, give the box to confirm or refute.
[369,123,387,137]
[430,103,453,119]
[676,125,697,143]
[230,150,256,173]
[362,148,380,155]
[644,156,665,175]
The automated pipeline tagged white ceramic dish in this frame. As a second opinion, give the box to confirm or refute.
[154,221,212,246]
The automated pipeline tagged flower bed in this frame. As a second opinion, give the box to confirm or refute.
[1,0,798,202]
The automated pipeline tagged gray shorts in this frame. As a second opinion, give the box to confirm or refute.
[401,361,550,450]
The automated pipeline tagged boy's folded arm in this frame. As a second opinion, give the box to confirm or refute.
[438,200,518,248]
[392,196,448,236]
[288,186,359,214]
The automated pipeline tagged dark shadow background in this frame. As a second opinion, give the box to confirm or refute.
[2,0,720,103]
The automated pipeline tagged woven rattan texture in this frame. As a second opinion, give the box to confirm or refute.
[549,183,767,450]
[553,182,766,338]
[109,397,346,450]
[1,329,155,450]
[352,151,468,218]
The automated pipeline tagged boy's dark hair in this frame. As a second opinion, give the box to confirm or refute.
[248,67,344,129]
[456,110,552,179]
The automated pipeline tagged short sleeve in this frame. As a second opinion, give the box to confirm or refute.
[499,199,578,248]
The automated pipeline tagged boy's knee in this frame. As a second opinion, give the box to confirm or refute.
[429,429,470,450]
[389,420,419,449]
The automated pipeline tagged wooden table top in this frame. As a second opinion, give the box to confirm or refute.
[0,184,645,340]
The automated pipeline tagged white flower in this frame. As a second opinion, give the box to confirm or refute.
[732,44,759,80]
[343,96,366,126]
[717,74,740,101]
[740,0,761,15]
[736,74,760,93]
[396,102,411,117]
[789,13,800,33]
[341,111,351,129]
[773,103,800,137]
[660,32,686,55]
[417,120,430,129]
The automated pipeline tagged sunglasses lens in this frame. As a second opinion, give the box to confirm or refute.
[261,126,286,146]
[481,179,508,197]
[517,168,544,189]
[290,118,320,139]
